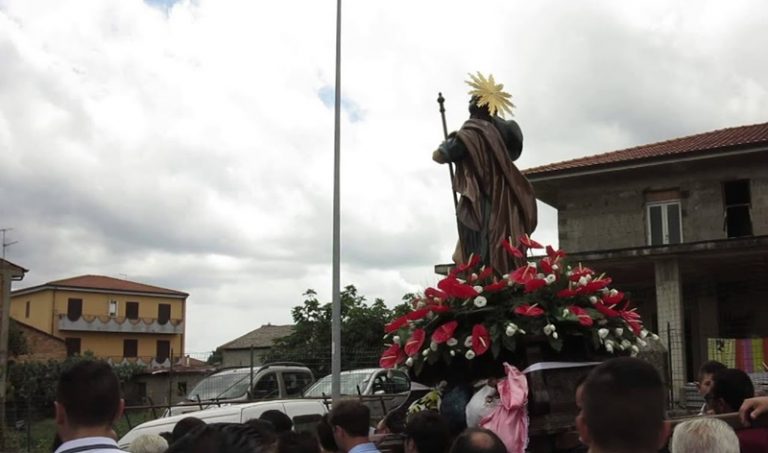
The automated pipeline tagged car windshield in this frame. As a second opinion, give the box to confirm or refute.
[303,372,370,398]
[187,370,253,401]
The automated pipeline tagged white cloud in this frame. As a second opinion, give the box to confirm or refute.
[1,0,766,353]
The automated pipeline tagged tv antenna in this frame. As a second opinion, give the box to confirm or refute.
[0,228,18,260]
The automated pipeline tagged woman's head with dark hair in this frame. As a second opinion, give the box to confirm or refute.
[277,430,320,453]
[172,416,205,443]
[165,422,276,453]
[316,413,338,452]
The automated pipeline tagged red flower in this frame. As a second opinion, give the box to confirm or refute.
[539,257,554,275]
[595,301,619,318]
[524,278,547,293]
[430,304,451,314]
[385,315,408,333]
[379,343,406,368]
[477,266,494,281]
[471,324,491,356]
[603,291,624,305]
[519,234,544,249]
[509,264,537,285]
[404,329,426,357]
[514,304,544,317]
[406,308,430,321]
[567,305,594,327]
[483,279,507,293]
[438,275,480,299]
[557,287,581,298]
[569,266,595,282]
[502,238,524,259]
[453,254,481,275]
[546,245,566,260]
[424,287,447,301]
[432,321,458,344]
[584,278,612,293]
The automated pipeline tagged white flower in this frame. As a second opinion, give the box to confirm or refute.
[578,276,588,286]
[502,274,509,280]
[543,323,556,336]
[450,350,456,356]
[553,332,559,340]
[433,297,442,304]
[536,273,545,279]
[636,339,648,348]
[527,262,537,269]
[631,345,640,355]
[464,336,473,348]
[609,289,618,296]
[473,285,484,294]
[605,340,615,353]
[552,264,559,271]
[589,296,598,304]
[430,341,438,351]
[614,328,624,337]
[422,349,430,356]
[474,296,487,308]
[471,274,478,282]
[406,358,414,367]
[598,328,609,340]
[447,338,458,347]
[651,333,660,341]
[545,274,557,284]
[505,323,518,336]
[600,288,610,295]
[519,328,527,334]
[393,336,401,345]
[585,274,593,282]
[640,329,649,339]
[563,308,571,317]
[621,339,632,350]
[465,350,476,360]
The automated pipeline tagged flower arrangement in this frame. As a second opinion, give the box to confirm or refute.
[379,236,659,376]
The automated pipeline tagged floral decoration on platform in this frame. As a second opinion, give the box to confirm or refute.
[380,236,659,373]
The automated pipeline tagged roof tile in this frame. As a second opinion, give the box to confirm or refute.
[219,324,294,350]
[26,275,187,296]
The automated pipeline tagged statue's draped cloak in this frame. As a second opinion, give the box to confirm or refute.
[452,118,537,275]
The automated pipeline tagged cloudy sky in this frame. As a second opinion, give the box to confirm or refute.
[1,0,766,354]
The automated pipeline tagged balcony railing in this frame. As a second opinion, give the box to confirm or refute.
[58,314,184,334]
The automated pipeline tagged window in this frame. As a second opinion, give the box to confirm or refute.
[158,304,171,325]
[67,299,82,321]
[25,301,30,318]
[156,340,171,362]
[126,302,139,319]
[647,201,682,246]
[282,372,313,396]
[65,338,81,357]
[723,180,752,238]
[124,339,138,358]
[108,300,118,317]
[252,373,279,399]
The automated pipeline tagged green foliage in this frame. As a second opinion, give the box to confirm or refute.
[206,347,223,365]
[8,319,28,356]
[264,285,411,376]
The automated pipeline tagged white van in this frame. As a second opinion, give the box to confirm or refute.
[118,399,327,450]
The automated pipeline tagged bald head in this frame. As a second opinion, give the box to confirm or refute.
[450,428,505,453]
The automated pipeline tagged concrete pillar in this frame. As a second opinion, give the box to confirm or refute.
[654,258,686,401]
[695,284,719,372]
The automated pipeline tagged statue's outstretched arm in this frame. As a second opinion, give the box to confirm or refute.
[433,133,467,164]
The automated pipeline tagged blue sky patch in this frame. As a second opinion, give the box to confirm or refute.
[318,85,363,122]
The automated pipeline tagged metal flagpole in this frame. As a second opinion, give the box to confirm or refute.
[331,0,342,403]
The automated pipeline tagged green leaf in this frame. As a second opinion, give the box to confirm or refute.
[492,340,501,359]
[502,335,516,352]
[549,336,564,352]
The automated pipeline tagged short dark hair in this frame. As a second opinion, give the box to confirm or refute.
[259,409,293,433]
[711,368,754,412]
[315,414,338,452]
[582,357,665,452]
[405,411,451,453]
[172,416,206,443]
[56,360,121,427]
[699,360,727,377]
[381,410,407,434]
[166,423,275,453]
[329,400,370,437]
[277,430,320,453]
[449,428,505,453]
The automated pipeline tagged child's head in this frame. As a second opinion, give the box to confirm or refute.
[697,361,727,397]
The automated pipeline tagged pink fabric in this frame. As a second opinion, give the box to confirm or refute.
[479,363,528,453]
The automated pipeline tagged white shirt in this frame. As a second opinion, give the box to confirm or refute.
[54,436,126,453]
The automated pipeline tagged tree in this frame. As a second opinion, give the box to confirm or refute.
[8,320,27,357]
[206,347,223,365]
[264,285,411,376]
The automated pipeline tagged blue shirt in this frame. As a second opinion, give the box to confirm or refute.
[349,441,382,453]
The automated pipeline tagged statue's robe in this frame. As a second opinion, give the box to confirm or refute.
[438,118,537,275]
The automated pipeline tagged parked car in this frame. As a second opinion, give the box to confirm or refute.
[302,368,411,397]
[119,399,327,450]
[163,362,314,417]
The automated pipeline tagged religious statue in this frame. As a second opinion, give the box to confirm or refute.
[433,73,537,275]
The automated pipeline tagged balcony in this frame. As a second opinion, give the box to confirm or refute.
[58,314,184,335]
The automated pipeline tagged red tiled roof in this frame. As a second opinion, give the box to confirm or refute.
[15,275,188,297]
[524,122,768,176]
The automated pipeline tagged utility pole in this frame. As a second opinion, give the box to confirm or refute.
[331,0,343,404]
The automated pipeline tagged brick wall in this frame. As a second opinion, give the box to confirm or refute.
[14,321,67,362]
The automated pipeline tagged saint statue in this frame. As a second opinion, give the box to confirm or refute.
[432,73,537,275]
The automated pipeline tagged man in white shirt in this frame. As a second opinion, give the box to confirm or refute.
[330,400,381,453]
[54,360,126,453]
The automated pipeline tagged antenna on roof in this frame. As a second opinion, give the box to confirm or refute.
[0,228,18,260]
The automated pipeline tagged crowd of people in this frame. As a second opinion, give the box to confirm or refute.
[51,358,768,453]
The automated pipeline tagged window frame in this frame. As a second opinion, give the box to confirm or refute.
[126,301,139,320]
[646,200,683,246]
[123,339,138,358]
[67,298,83,321]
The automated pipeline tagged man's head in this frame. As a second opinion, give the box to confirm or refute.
[259,409,293,433]
[709,368,754,414]
[697,360,727,397]
[55,360,124,439]
[670,417,739,453]
[329,400,371,452]
[277,430,321,453]
[449,428,505,453]
[172,416,205,443]
[404,411,450,453]
[576,357,669,453]
[376,410,406,435]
